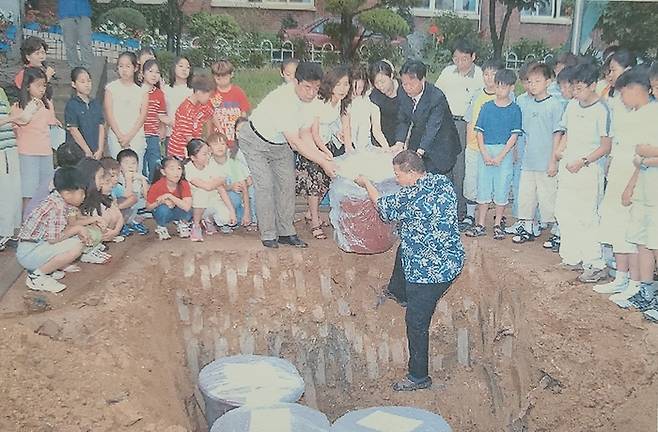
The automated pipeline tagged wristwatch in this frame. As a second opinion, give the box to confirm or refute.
[581,157,590,167]
[639,157,648,170]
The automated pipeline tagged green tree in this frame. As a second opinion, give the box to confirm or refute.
[598,2,658,58]
[488,0,546,60]
[324,0,414,62]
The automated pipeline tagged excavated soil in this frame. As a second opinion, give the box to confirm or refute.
[1,224,657,432]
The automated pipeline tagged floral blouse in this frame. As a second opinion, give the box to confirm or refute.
[377,173,465,284]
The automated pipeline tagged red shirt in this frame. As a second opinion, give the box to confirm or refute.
[210,85,250,144]
[167,98,214,158]
[146,177,192,204]
[144,87,166,136]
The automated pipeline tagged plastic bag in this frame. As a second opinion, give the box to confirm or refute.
[210,403,331,432]
[331,406,452,432]
[199,355,305,426]
[328,149,400,254]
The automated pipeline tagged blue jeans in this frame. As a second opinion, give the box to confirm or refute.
[153,205,191,227]
[228,185,257,224]
[143,135,162,182]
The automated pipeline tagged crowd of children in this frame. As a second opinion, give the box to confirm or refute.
[0,35,657,322]
[459,49,658,320]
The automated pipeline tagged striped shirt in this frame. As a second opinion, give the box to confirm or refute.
[167,98,214,159]
[144,87,166,136]
[19,190,71,242]
[0,88,16,151]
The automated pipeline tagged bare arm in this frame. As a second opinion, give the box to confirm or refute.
[103,88,123,138]
[68,127,93,156]
[341,113,353,152]
[95,124,106,159]
[355,176,380,204]
[636,144,658,158]
[477,131,492,164]
[370,105,390,148]
[217,186,237,224]
[189,177,223,192]
[285,129,336,177]
[547,131,563,177]
[494,133,518,164]
[621,167,640,207]
[124,92,149,143]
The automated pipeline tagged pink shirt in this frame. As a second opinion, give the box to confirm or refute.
[14,101,57,156]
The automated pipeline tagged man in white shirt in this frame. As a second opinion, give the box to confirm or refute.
[435,39,484,221]
[239,62,336,249]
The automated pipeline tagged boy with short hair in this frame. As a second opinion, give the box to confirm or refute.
[167,75,220,159]
[210,60,251,147]
[16,166,90,292]
[553,63,612,283]
[465,69,522,240]
[461,59,505,231]
[114,149,150,236]
[512,63,564,244]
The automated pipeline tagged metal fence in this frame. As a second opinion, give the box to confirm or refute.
[22,27,551,70]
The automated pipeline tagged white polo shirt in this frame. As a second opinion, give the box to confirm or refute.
[435,64,484,117]
[249,83,308,143]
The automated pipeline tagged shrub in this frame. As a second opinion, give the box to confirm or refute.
[429,13,478,52]
[281,13,298,30]
[358,40,404,66]
[509,38,554,61]
[99,7,147,36]
[155,49,175,81]
[188,12,241,66]
[181,48,205,69]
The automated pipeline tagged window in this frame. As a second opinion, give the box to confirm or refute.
[521,0,568,18]
[414,0,479,15]
[211,0,314,9]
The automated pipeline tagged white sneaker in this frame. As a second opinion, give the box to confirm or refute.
[26,272,66,293]
[80,246,111,264]
[176,221,191,238]
[593,279,627,294]
[609,280,641,303]
[155,225,171,241]
[50,271,66,281]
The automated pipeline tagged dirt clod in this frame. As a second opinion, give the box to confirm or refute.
[35,320,62,340]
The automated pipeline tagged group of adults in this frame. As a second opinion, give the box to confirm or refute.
[243,43,483,391]
[246,40,483,248]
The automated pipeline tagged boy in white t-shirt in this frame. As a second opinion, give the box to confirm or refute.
[553,63,612,283]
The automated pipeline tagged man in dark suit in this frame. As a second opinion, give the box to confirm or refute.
[393,60,462,175]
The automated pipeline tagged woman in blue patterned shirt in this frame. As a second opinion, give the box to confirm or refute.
[355,150,465,391]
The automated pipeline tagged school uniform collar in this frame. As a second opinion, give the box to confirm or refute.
[534,95,552,103]
[72,95,92,106]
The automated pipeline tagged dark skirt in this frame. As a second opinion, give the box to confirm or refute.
[295,140,342,197]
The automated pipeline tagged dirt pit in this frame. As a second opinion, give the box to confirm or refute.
[1,232,658,432]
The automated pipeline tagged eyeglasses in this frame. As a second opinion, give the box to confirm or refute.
[452,55,472,64]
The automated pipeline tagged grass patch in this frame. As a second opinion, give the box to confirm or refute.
[233,67,283,106]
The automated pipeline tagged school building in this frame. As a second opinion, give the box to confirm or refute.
[39,0,572,48]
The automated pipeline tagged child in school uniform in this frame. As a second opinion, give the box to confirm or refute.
[114,149,150,236]
[164,56,194,144]
[185,139,236,241]
[207,132,256,231]
[462,59,505,231]
[65,67,105,160]
[146,158,193,240]
[0,86,22,250]
[104,52,148,163]
[553,63,612,283]
[16,166,88,293]
[210,60,250,147]
[11,67,58,210]
[465,69,522,240]
[603,66,658,310]
[167,75,219,159]
[513,63,564,244]
[141,59,170,181]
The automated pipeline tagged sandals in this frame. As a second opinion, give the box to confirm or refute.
[311,225,327,240]
[465,224,486,237]
[512,227,534,244]
[493,225,506,240]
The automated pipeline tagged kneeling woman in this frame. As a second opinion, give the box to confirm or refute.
[355,150,465,391]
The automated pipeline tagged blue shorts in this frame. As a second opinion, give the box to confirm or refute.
[16,237,82,271]
[477,144,513,206]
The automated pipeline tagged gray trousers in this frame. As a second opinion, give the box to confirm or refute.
[238,123,297,241]
[60,16,93,69]
[451,119,467,219]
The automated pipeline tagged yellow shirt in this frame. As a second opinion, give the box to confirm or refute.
[464,89,496,151]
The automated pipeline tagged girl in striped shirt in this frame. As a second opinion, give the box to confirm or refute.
[141,59,170,181]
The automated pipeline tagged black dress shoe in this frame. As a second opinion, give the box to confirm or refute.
[277,235,308,248]
[262,239,279,248]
